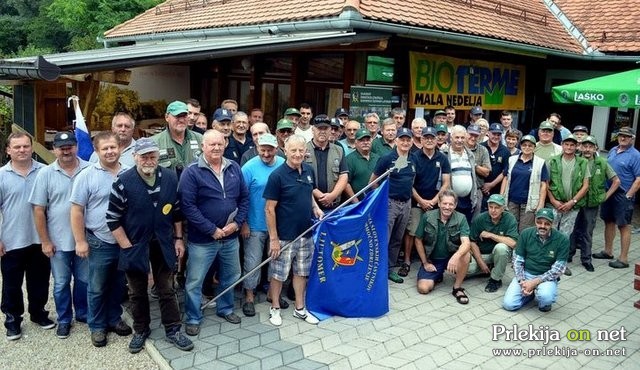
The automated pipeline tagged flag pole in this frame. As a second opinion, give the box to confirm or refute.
[201,155,409,310]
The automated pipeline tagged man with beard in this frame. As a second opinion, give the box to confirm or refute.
[345,128,380,202]
[503,209,568,312]
[90,112,137,167]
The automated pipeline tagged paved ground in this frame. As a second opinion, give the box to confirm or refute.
[144,217,640,370]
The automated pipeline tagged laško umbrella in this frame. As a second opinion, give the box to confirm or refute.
[551,69,640,108]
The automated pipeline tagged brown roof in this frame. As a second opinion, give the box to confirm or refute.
[555,0,640,53]
[104,0,582,53]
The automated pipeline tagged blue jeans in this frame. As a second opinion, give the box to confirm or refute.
[185,238,240,324]
[243,231,268,291]
[51,250,89,324]
[503,272,558,311]
[86,232,125,332]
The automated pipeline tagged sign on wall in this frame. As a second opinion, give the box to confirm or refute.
[350,86,393,123]
[409,52,526,110]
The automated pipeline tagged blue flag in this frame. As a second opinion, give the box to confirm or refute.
[307,180,389,319]
[69,96,93,160]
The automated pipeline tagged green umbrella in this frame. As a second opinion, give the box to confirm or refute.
[551,69,640,108]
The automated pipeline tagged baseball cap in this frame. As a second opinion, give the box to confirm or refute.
[581,135,597,146]
[166,101,188,116]
[618,126,635,137]
[539,120,554,130]
[53,131,77,148]
[435,124,448,133]
[335,108,349,118]
[467,124,481,136]
[330,118,342,127]
[284,107,301,117]
[257,133,278,147]
[355,128,372,140]
[134,137,159,155]
[573,125,589,133]
[487,194,506,206]
[562,134,578,143]
[276,118,294,131]
[422,126,436,137]
[489,123,503,134]
[536,208,555,222]
[397,127,413,138]
[313,114,331,127]
[470,106,483,115]
[434,110,446,117]
[520,135,537,145]
[213,108,233,122]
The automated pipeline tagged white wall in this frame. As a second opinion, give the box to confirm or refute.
[127,65,190,101]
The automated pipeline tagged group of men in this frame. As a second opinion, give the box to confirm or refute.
[1,99,638,358]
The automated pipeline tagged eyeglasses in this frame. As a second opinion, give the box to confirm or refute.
[278,129,293,134]
[346,129,358,132]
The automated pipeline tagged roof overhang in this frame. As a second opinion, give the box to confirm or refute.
[0,31,387,81]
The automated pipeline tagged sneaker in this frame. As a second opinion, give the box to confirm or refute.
[166,331,194,351]
[91,330,107,347]
[582,262,595,272]
[128,329,151,354]
[31,317,56,330]
[269,307,282,326]
[539,305,552,312]
[185,324,200,336]
[6,323,22,341]
[108,320,132,336]
[388,271,404,284]
[56,323,71,339]
[293,307,319,325]
[484,278,502,293]
[564,267,572,276]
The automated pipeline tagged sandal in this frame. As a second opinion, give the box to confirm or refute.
[398,263,410,277]
[452,287,469,305]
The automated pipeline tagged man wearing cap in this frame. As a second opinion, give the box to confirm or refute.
[275,118,295,151]
[306,115,348,211]
[432,110,447,125]
[435,123,449,151]
[572,125,589,154]
[212,108,233,138]
[151,101,203,178]
[180,130,249,334]
[481,123,511,211]
[443,125,479,224]
[370,127,417,284]
[225,111,253,164]
[534,120,562,162]
[295,103,314,143]
[409,118,426,154]
[503,208,569,312]
[0,133,51,341]
[399,126,451,277]
[570,136,618,272]
[338,120,360,156]
[106,138,193,353]
[284,107,302,126]
[465,124,491,219]
[468,194,519,293]
[390,107,406,129]
[530,113,564,145]
[90,112,137,167]
[240,134,285,317]
[372,118,397,157]
[444,105,456,133]
[329,118,342,143]
[469,106,483,126]
[335,108,349,127]
[70,132,132,347]
[594,127,640,269]
[345,128,380,202]
[29,131,91,339]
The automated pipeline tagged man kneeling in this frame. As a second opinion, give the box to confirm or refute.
[414,190,471,304]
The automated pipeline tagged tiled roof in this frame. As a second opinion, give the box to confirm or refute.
[104,0,582,53]
[555,0,640,53]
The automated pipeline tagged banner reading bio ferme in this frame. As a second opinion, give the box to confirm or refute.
[409,52,526,110]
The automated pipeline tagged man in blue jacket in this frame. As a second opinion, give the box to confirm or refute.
[179,130,249,336]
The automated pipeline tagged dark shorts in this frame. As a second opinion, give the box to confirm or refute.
[417,257,450,282]
[600,190,634,226]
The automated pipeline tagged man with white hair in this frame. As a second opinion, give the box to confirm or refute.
[443,125,479,224]
[90,112,137,167]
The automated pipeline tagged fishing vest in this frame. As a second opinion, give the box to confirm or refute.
[548,155,587,208]
[305,141,344,202]
[585,156,608,207]
[420,209,467,258]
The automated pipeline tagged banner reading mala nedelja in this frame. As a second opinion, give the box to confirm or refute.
[409,52,526,110]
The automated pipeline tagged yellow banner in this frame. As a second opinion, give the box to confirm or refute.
[409,52,526,110]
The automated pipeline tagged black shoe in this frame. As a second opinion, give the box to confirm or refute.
[6,323,22,341]
[609,259,629,269]
[592,251,614,259]
[242,302,256,317]
[166,330,194,351]
[91,330,107,347]
[217,313,241,324]
[539,305,552,312]
[582,262,595,272]
[484,278,502,293]
[564,267,572,276]
[108,320,132,336]
[56,323,71,339]
[128,329,151,354]
[31,317,56,330]
[266,296,289,309]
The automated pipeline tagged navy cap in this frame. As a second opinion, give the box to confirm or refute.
[489,123,503,134]
[421,126,437,137]
[134,137,160,155]
[213,108,233,122]
[313,114,331,127]
[573,125,589,133]
[470,106,483,115]
[467,124,481,136]
[397,127,413,138]
[335,108,349,118]
[53,131,77,147]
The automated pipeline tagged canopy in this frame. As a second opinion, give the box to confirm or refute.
[551,69,640,108]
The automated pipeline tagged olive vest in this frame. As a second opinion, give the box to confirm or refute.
[420,209,467,258]
[584,156,608,207]
[305,141,344,202]
[548,154,587,208]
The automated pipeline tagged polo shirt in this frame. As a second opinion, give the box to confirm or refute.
[411,149,451,206]
[515,227,569,276]
[89,138,136,168]
[508,156,549,205]
[449,150,474,198]
[242,155,285,231]
[69,162,128,244]
[470,211,519,254]
[263,162,316,240]
[338,139,356,156]
[534,142,562,162]
[240,147,286,166]
[371,137,394,157]
[373,150,416,202]
[310,142,348,193]
[0,160,44,251]
[225,134,254,164]
[607,145,640,192]
[345,150,380,197]
[29,158,91,252]
[482,142,511,183]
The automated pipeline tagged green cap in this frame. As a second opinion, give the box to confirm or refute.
[521,134,537,145]
[355,128,372,140]
[435,124,448,133]
[276,118,294,131]
[539,120,554,130]
[535,208,555,222]
[166,101,188,116]
[487,194,506,206]
[562,134,578,143]
[581,135,597,146]
[284,108,301,117]
[257,133,278,147]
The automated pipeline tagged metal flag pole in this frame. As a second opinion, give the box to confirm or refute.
[201,155,408,310]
